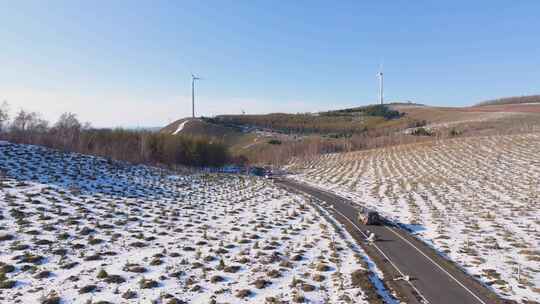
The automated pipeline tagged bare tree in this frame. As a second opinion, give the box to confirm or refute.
[11,110,47,132]
[10,110,49,143]
[11,110,33,132]
[0,101,9,133]
[53,112,81,150]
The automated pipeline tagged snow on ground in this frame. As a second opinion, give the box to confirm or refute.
[0,142,394,304]
[172,120,191,135]
[289,133,540,303]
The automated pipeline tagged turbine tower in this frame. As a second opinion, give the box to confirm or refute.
[377,66,384,105]
[191,73,201,118]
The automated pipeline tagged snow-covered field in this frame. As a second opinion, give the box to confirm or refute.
[290,133,540,303]
[0,142,394,304]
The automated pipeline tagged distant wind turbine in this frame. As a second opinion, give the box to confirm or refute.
[191,73,201,118]
[377,65,384,105]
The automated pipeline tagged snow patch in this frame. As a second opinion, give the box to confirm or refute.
[172,119,190,135]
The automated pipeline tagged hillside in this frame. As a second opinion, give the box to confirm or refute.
[164,105,410,139]
[210,105,407,136]
[476,95,540,106]
[0,142,394,303]
[162,118,243,138]
[393,102,540,133]
[288,133,540,302]
[162,99,540,165]
[161,117,294,159]
[162,105,419,165]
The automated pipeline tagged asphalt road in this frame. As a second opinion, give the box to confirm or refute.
[276,178,506,304]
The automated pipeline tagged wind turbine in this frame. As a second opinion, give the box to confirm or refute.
[377,65,384,105]
[191,73,201,118]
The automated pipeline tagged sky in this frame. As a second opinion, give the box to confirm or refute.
[1,1,539,127]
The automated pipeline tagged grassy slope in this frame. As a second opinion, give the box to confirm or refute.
[212,105,408,136]
[475,95,540,106]
[161,118,290,157]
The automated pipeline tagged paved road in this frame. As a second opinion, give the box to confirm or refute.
[276,178,505,304]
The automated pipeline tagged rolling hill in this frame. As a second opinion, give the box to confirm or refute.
[162,98,540,165]
[161,105,416,164]
[475,95,540,106]
[161,118,243,138]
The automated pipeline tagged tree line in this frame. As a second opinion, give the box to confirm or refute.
[321,104,403,119]
[210,113,373,135]
[0,102,230,168]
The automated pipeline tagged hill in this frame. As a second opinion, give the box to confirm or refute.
[210,105,406,136]
[163,99,540,165]
[162,118,243,138]
[161,105,421,165]
[393,101,540,132]
[475,95,540,106]
[161,117,290,159]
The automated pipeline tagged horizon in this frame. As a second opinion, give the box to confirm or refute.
[1,1,539,128]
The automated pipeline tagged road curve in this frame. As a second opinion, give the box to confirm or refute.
[276,178,508,304]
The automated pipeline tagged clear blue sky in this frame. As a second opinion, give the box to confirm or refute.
[1,1,539,127]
